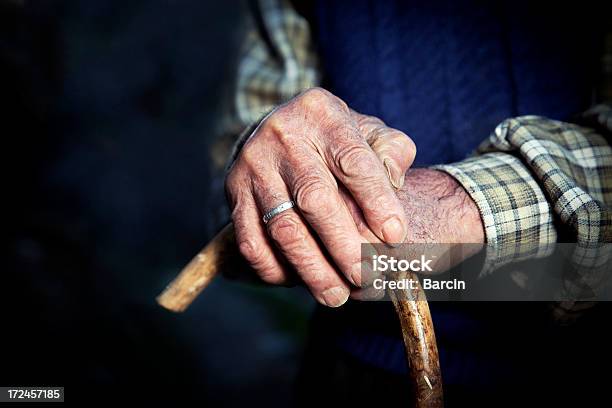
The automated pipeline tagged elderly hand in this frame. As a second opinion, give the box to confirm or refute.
[344,168,485,300]
[225,88,416,307]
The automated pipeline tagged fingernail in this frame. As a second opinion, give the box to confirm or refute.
[397,172,405,189]
[321,287,350,308]
[382,216,406,245]
[358,261,376,287]
[351,262,363,287]
[383,158,404,189]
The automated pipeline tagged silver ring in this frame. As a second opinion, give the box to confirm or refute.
[263,200,295,224]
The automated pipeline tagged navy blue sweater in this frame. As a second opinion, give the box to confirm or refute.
[311,0,601,385]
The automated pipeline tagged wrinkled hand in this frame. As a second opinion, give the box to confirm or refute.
[225,88,416,307]
[343,169,485,300]
[346,169,484,245]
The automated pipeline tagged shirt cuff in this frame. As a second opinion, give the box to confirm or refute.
[433,153,557,275]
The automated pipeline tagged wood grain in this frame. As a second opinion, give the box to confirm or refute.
[389,271,444,408]
[157,223,444,407]
[157,223,235,312]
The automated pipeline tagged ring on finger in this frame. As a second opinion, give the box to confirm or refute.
[262,200,296,224]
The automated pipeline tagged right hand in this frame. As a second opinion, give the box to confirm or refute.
[225,88,416,307]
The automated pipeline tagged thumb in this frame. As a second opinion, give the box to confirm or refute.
[351,111,417,189]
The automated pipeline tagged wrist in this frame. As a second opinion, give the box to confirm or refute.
[398,169,485,244]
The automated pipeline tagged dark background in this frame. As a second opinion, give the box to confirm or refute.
[2,0,313,405]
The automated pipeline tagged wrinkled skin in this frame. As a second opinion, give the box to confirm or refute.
[345,168,485,300]
[225,87,484,307]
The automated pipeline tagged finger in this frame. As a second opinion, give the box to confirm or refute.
[322,124,408,245]
[227,176,291,286]
[350,111,417,189]
[252,174,351,307]
[280,157,373,287]
[366,130,416,189]
[338,186,384,288]
[338,183,381,242]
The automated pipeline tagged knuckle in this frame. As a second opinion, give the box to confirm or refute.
[262,110,288,137]
[335,143,376,179]
[238,239,267,268]
[262,109,297,145]
[236,234,285,285]
[399,134,417,162]
[299,87,332,110]
[267,212,306,247]
[373,128,402,146]
[242,247,286,285]
[238,141,262,166]
[294,177,337,217]
[298,87,348,116]
[236,142,276,176]
[386,128,407,142]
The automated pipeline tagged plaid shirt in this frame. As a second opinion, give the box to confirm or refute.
[220,0,612,275]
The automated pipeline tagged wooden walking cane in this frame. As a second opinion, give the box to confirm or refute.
[157,223,444,407]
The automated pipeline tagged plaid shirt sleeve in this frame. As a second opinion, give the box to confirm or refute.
[222,0,612,274]
[217,0,321,169]
[434,107,612,274]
